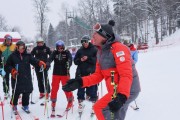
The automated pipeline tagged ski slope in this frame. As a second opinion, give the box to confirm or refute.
[1,31,180,120]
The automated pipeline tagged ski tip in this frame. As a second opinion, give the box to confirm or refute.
[57,114,63,118]
[30,101,35,104]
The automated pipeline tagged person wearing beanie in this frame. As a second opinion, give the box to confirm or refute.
[0,34,16,99]
[63,20,141,120]
[74,35,98,114]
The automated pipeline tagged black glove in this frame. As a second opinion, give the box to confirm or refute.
[108,93,127,112]
[62,77,83,92]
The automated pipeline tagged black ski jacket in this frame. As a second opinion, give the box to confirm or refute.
[6,50,40,93]
[47,50,72,76]
[31,44,52,62]
[74,43,97,77]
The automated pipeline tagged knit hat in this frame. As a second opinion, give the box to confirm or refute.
[93,20,115,40]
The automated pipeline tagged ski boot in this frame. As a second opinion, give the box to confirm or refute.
[50,102,56,118]
[12,105,18,115]
[22,106,30,113]
[66,101,73,111]
[39,93,45,99]
[78,101,85,113]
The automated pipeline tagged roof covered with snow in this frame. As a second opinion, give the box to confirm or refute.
[0,32,21,39]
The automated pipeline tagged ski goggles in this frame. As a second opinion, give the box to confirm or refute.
[93,23,112,39]
[81,40,89,44]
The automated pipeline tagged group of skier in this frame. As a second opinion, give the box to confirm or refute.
[0,19,141,120]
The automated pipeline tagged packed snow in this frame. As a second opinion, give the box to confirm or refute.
[0,30,180,120]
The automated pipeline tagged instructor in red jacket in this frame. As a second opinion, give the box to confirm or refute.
[63,21,140,120]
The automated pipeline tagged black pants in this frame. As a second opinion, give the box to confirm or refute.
[35,67,50,93]
[77,85,98,101]
[2,71,10,93]
[11,91,31,106]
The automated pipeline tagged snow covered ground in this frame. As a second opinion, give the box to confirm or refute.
[1,31,180,120]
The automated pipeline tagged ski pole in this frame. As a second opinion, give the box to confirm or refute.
[41,65,49,119]
[110,71,117,120]
[0,96,4,120]
[134,100,139,110]
[30,67,35,104]
[1,57,8,97]
[11,64,19,118]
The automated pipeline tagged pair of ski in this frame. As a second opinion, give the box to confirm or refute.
[76,105,95,120]
[13,107,39,120]
[50,109,69,118]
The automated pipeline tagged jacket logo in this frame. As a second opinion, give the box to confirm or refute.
[116,51,125,57]
[36,50,38,53]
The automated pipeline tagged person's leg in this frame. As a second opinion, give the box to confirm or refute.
[22,92,31,106]
[50,75,61,103]
[87,85,98,102]
[10,91,21,106]
[93,93,112,120]
[3,71,10,95]
[35,68,45,95]
[77,87,86,101]
[61,76,74,109]
[115,92,140,120]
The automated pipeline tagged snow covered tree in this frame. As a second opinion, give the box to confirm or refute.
[32,0,49,40]
[0,14,8,31]
[47,23,55,48]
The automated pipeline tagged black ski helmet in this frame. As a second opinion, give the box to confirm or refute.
[16,40,25,46]
[16,40,26,50]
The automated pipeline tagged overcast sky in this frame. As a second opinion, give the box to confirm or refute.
[0,0,79,40]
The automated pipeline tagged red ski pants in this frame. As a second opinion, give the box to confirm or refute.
[93,93,112,120]
[50,75,73,102]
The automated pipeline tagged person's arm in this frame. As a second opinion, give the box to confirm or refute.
[47,51,55,64]
[74,50,82,65]
[86,48,97,65]
[47,47,52,57]
[31,48,36,56]
[111,43,133,98]
[66,50,72,67]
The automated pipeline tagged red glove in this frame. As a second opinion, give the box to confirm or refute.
[11,68,18,79]
[39,61,46,69]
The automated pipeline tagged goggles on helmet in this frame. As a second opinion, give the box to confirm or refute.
[93,23,112,39]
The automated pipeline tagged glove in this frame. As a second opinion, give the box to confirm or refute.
[62,77,83,92]
[0,68,6,76]
[39,61,46,69]
[11,68,18,79]
[108,93,127,112]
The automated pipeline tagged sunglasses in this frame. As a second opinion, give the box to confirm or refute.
[93,23,112,39]
[81,40,89,44]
